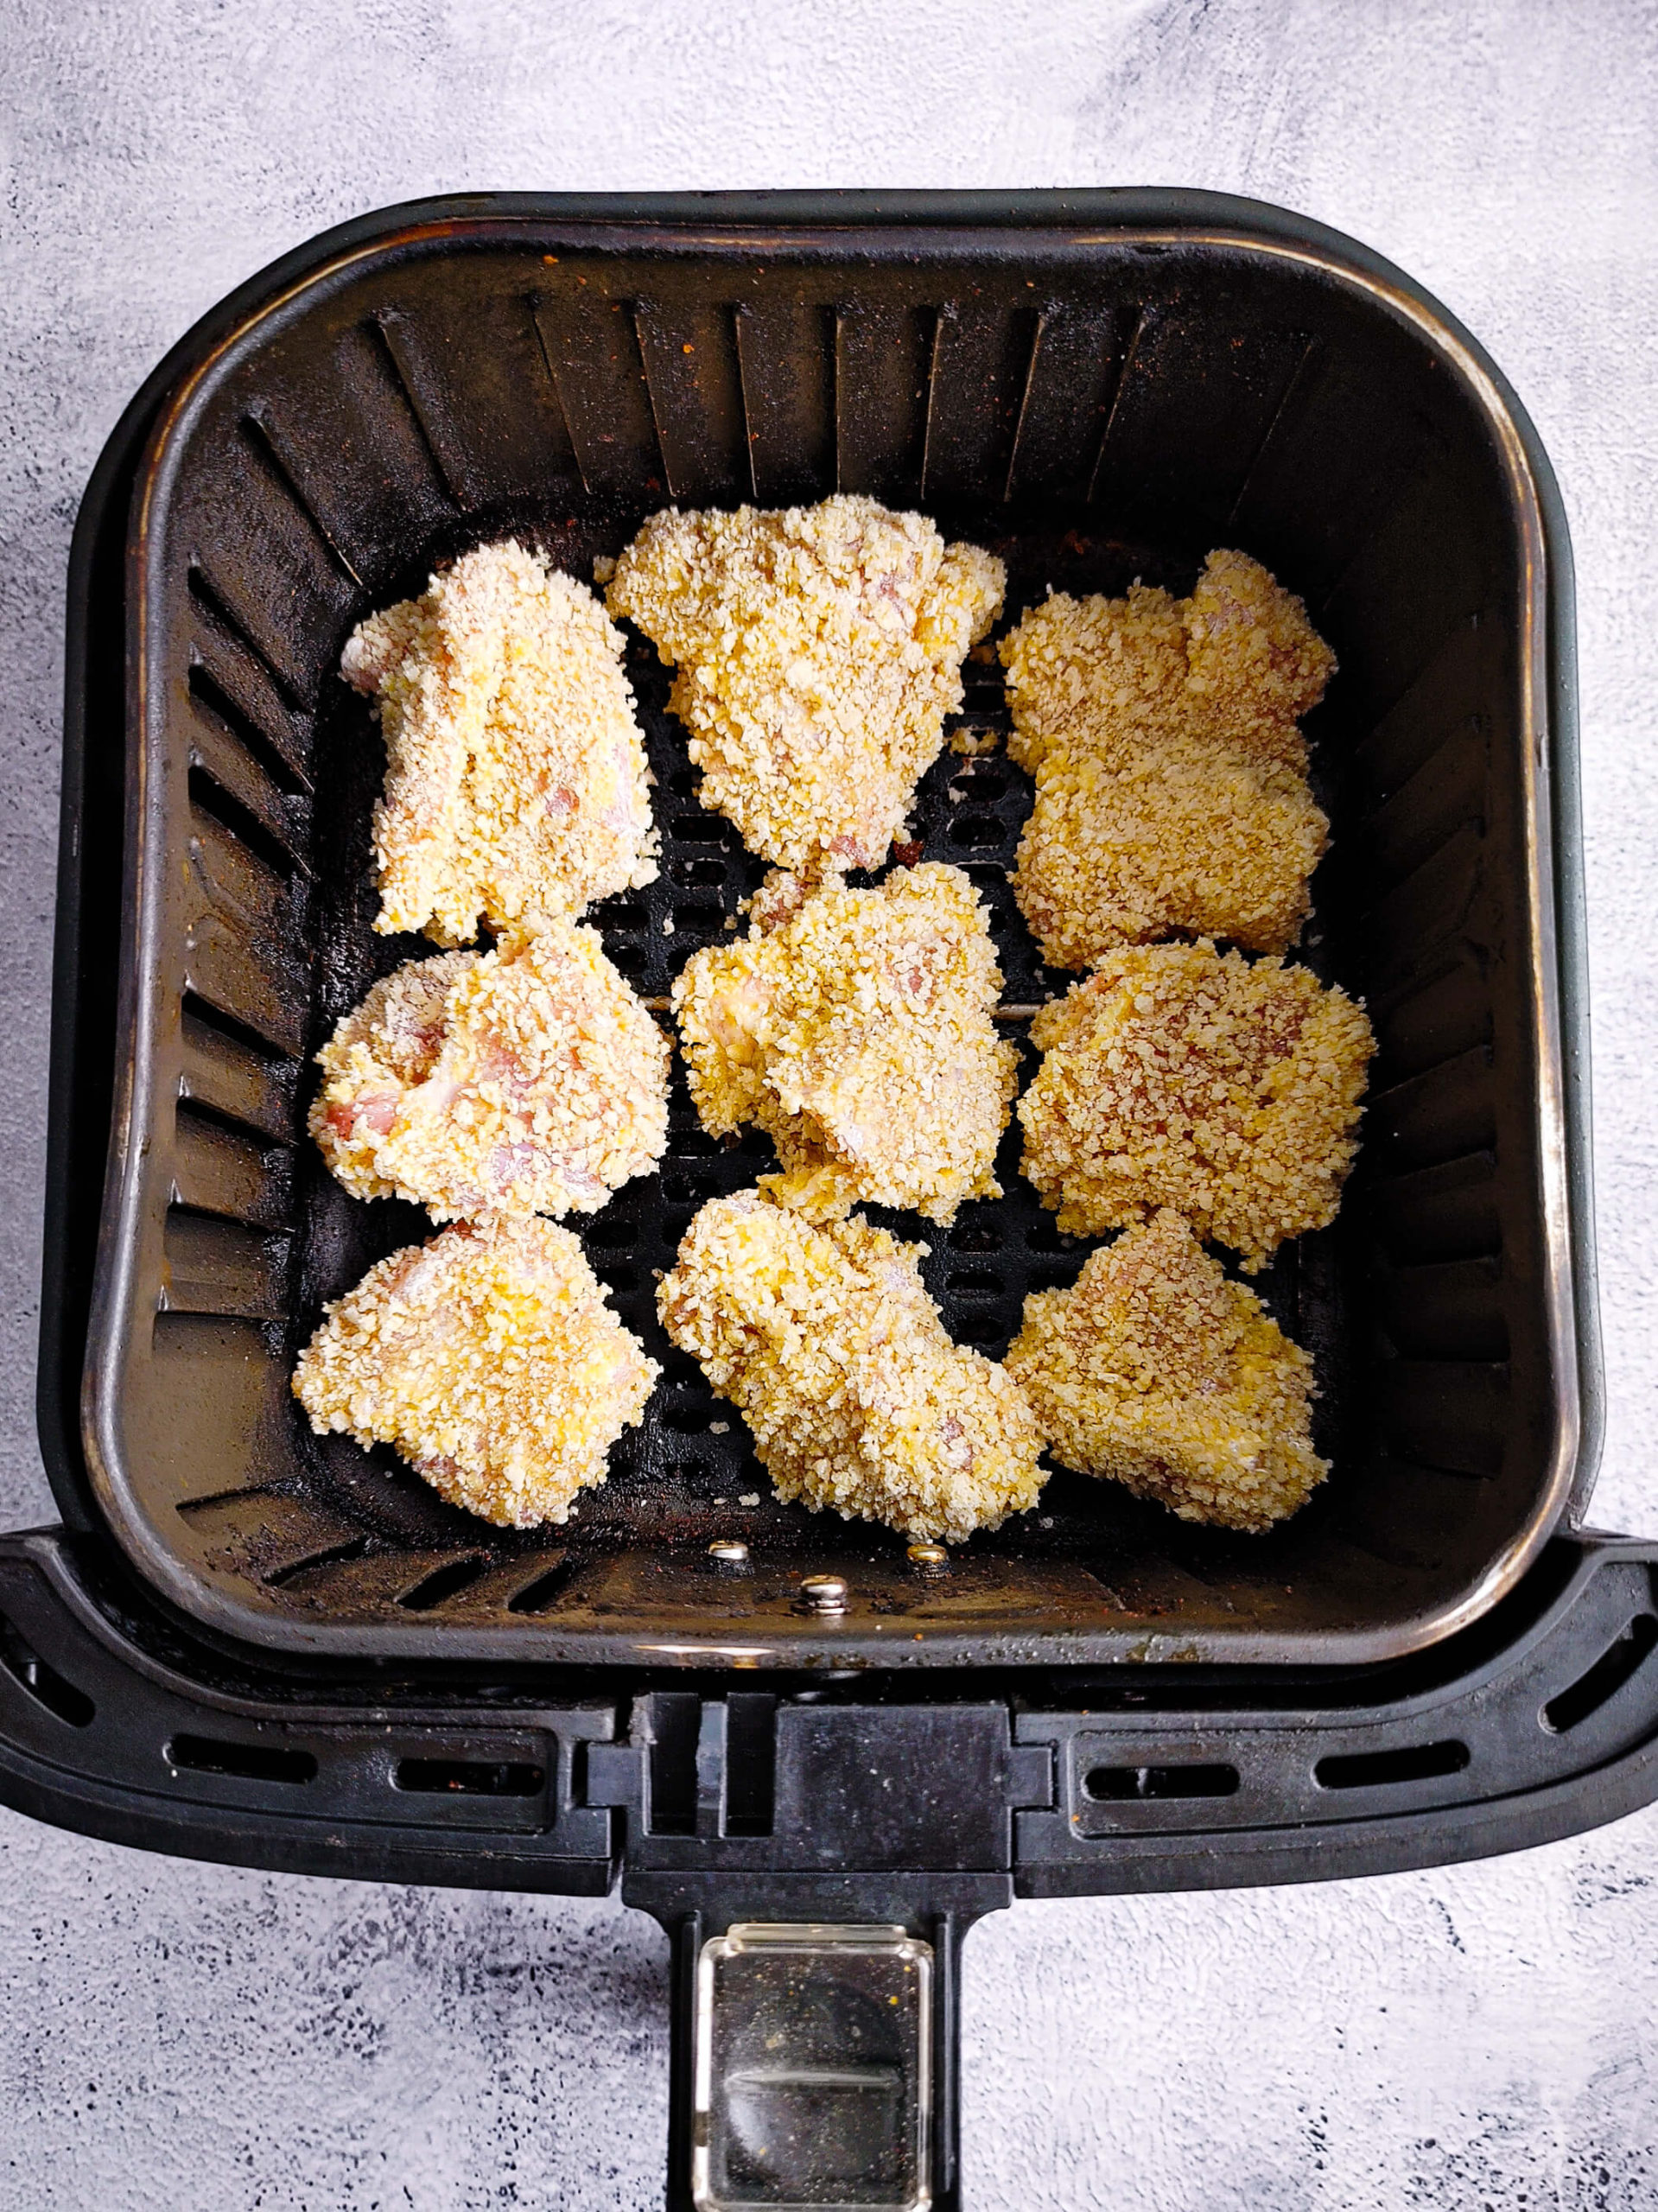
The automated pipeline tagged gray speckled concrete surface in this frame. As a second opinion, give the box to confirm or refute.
[3,3,1657,2204]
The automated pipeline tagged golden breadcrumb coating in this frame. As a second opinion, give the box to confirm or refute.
[309,921,670,1224]
[1006,1210,1325,1532]
[1000,549,1335,965]
[657,1191,1045,1543]
[1020,940,1374,1269]
[341,539,657,945]
[293,1217,658,1529]
[606,495,1005,872]
[673,862,1020,1225]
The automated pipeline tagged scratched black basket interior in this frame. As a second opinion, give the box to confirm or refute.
[84,217,1580,1664]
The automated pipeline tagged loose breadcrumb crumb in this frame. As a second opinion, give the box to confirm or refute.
[342,539,657,945]
[1020,939,1374,1269]
[674,863,1019,1224]
[309,920,670,1223]
[1000,550,1335,965]
[293,1217,658,1529]
[606,495,1005,872]
[1005,1209,1325,1532]
[657,1190,1045,1543]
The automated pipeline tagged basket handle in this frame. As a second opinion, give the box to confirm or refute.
[639,1892,992,2212]
[592,1693,1047,2205]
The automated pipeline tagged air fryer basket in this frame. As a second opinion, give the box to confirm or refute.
[79,194,1596,1669]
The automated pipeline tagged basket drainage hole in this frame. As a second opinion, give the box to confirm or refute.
[947,815,1006,849]
[261,1538,366,1588]
[1314,1739,1469,1791]
[1084,1763,1238,1802]
[507,1560,578,1614]
[397,1558,492,1611]
[950,768,1010,801]
[1544,1614,1658,1734]
[168,1732,316,1785]
[0,1611,95,1728]
[395,1758,544,1797]
[957,1316,1004,1346]
[187,765,298,881]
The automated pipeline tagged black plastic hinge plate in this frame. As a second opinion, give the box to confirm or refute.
[595,1693,1036,1878]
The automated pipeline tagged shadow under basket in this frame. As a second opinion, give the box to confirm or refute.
[74,191,1598,1671]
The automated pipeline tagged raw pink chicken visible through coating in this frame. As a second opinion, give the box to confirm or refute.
[341,539,657,946]
[309,921,670,1223]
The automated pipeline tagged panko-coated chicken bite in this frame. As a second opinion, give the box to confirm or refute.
[673,862,1020,1224]
[342,539,657,945]
[606,495,1004,873]
[310,920,670,1223]
[1000,550,1335,966]
[657,1191,1045,1544]
[1006,1210,1325,1533]
[293,1217,658,1529]
[1020,940,1373,1269]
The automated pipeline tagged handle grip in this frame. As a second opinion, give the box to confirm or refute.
[647,1896,986,2212]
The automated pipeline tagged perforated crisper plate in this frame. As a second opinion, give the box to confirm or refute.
[79,194,1591,1666]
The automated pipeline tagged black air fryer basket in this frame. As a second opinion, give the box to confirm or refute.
[6,192,1648,2211]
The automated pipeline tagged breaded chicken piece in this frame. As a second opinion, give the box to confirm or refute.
[657,1191,1045,1543]
[342,539,656,945]
[673,863,1020,1225]
[1020,940,1373,1268]
[1000,550,1335,965]
[606,495,1004,872]
[309,921,670,1223]
[1005,1210,1325,1532]
[293,1217,658,1529]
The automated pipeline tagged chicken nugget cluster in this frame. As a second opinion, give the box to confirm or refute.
[342,539,657,945]
[1001,550,1334,967]
[310,920,670,1223]
[305,504,1366,1554]
[293,1217,658,1529]
[1019,939,1373,1270]
[606,494,1004,873]
[1006,1210,1325,1533]
[657,1192,1044,1544]
[674,861,1020,1225]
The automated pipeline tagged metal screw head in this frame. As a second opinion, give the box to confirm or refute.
[708,1539,750,1572]
[797,1573,849,1614]
[907,1542,950,1574]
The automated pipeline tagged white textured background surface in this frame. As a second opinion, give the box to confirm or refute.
[3,3,1657,2204]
